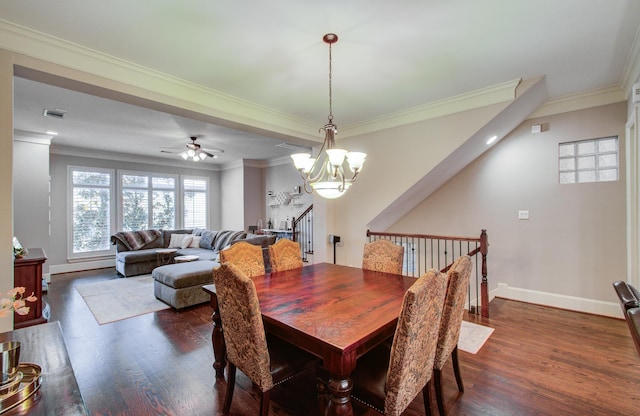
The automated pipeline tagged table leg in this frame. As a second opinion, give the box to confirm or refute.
[208,294,227,378]
[325,376,353,416]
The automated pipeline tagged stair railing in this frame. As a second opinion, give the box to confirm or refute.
[367,229,489,317]
[292,204,313,262]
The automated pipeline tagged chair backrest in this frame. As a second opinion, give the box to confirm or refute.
[362,239,404,275]
[384,268,446,416]
[212,263,274,391]
[219,241,266,278]
[268,238,303,272]
[434,256,472,371]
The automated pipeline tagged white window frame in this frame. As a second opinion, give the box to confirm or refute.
[67,166,115,260]
[182,175,209,229]
[118,170,178,231]
[559,136,619,184]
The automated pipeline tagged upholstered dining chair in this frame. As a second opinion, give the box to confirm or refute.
[219,241,265,278]
[268,238,303,272]
[433,255,473,416]
[212,263,319,416]
[362,239,405,275]
[349,268,447,416]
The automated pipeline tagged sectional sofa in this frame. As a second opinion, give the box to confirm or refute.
[111,228,277,309]
[111,228,276,277]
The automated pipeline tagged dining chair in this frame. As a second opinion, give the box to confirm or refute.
[349,268,447,416]
[362,239,405,275]
[433,255,472,416]
[268,238,303,272]
[219,241,266,278]
[212,263,319,416]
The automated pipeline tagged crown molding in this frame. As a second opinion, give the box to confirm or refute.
[0,19,319,141]
[527,85,626,119]
[340,78,522,137]
[621,26,640,99]
[13,129,53,145]
[50,145,222,171]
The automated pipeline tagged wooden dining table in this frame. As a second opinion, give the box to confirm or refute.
[203,262,417,415]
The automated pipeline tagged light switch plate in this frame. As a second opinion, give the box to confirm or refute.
[518,210,529,220]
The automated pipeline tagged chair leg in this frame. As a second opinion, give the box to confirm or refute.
[259,390,271,416]
[422,379,433,416]
[434,368,445,416]
[452,345,464,392]
[223,363,236,415]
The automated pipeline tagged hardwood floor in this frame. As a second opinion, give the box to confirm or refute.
[43,268,640,415]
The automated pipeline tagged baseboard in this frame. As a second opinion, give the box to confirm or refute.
[494,283,622,318]
[49,259,116,275]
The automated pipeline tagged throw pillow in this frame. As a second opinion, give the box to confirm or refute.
[180,235,193,249]
[199,230,218,249]
[168,233,186,248]
[189,236,201,248]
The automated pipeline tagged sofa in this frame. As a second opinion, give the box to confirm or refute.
[111,228,278,309]
[110,228,275,277]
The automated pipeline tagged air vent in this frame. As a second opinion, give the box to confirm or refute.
[633,83,640,104]
[43,109,66,119]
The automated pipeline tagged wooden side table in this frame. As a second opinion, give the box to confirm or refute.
[156,248,178,266]
[13,248,47,329]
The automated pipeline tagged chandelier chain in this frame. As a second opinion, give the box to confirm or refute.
[328,40,333,124]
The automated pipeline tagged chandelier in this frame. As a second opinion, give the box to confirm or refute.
[291,33,366,199]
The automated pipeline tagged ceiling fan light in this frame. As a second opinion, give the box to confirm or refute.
[180,152,189,160]
[198,152,207,160]
[187,149,196,157]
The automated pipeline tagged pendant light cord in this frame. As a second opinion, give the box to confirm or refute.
[328,40,333,124]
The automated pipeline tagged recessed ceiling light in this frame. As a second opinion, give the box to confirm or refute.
[46,131,58,136]
[486,135,498,145]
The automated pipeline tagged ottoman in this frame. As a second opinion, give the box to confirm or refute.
[152,261,217,309]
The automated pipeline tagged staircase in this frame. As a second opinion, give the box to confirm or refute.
[292,204,313,262]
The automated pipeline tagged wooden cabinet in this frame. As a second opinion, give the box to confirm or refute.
[13,248,48,329]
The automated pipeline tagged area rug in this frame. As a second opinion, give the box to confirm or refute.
[76,275,169,325]
[458,320,494,354]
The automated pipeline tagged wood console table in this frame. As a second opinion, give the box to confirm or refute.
[13,248,47,329]
[0,321,88,415]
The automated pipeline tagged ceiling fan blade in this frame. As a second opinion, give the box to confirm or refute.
[159,147,182,154]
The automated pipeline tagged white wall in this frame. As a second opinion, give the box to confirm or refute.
[392,102,627,316]
[220,165,244,231]
[13,136,51,275]
[0,50,14,332]
[242,164,264,231]
[264,160,312,230]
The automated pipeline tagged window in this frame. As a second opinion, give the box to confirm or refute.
[559,136,618,184]
[183,176,208,228]
[120,171,176,231]
[69,166,114,258]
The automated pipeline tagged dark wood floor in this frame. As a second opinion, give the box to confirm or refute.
[43,268,640,416]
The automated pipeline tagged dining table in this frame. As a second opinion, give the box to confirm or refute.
[203,262,418,415]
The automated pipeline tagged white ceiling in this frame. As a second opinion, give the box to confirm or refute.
[4,0,640,165]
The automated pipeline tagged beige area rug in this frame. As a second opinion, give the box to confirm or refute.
[458,320,494,354]
[76,275,169,325]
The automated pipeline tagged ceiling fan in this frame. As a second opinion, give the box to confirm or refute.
[160,136,224,162]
